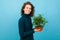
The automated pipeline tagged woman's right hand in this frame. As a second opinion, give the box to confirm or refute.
[34,28,40,32]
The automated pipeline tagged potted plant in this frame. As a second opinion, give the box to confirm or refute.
[33,14,48,32]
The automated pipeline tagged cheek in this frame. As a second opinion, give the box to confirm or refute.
[25,10,28,12]
[30,10,31,12]
[23,9,27,12]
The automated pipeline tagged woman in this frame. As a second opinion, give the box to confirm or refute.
[18,2,40,40]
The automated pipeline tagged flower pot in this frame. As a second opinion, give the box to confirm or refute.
[35,25,43,32]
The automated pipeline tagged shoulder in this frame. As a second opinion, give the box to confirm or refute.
[18,15,26,22]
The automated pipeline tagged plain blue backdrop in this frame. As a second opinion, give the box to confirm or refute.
[0,0,60,40]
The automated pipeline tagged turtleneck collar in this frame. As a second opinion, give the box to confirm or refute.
[23,14,29,16]
[23,13,31,18]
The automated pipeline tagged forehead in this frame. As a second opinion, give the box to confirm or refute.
[25,4,31,8]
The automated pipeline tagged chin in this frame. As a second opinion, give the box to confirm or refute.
[26,13,30,14]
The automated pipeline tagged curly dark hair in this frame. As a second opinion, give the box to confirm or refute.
[21,1,35,17]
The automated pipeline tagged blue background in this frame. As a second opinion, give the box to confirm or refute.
[0,0,60,40]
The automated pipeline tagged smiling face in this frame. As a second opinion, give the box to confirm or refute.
[21,2,34,17]
[23,4,32,15]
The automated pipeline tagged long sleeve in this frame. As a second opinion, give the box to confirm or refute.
[18,17,34,38]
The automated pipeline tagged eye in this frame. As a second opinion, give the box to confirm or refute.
[29,8,31,9]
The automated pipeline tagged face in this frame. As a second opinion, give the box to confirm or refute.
[23,4,32,14]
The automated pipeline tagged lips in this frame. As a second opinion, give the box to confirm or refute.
[26,10,30,13]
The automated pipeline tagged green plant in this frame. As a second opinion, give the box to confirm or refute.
[33,14,48,28]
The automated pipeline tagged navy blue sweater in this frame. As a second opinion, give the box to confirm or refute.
[18,14,35,40]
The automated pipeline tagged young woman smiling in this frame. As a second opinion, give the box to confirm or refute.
[18,2,40,40]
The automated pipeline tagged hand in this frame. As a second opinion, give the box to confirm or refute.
[34,28,40,32]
